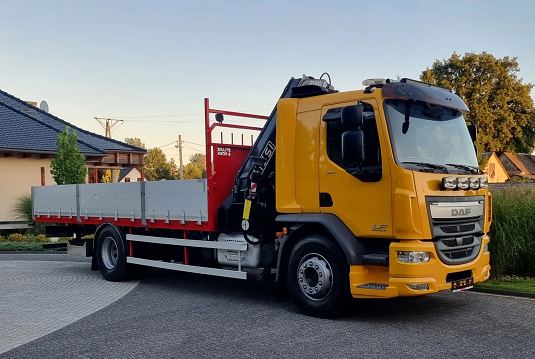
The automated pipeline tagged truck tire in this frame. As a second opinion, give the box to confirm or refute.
[96,226,130,282]
[286,235,350,318]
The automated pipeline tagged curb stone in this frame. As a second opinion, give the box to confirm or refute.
[472,286,535,299]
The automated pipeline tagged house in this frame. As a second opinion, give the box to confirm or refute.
[480,152,509,183]
[0,88,147,230]
[119,167,144,182]
[499,152,535,180]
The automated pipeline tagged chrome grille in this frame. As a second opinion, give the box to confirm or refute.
[426,196,485,265]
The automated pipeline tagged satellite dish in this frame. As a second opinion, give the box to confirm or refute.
[39,101,49,113]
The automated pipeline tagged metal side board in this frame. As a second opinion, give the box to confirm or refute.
[126,234,248,280]
[127,257,247,280]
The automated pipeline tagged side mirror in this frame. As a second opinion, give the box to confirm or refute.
[342,130,364,164]
[467,123,477,142]
[341,104,363,128]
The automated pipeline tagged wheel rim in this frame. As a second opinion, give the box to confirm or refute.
[101,236,119,270]
[297,253,333,301]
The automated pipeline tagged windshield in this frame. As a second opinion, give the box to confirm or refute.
[383,99,478,173]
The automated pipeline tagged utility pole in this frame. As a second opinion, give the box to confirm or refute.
[94,118,124,138]
[178,135,184,180]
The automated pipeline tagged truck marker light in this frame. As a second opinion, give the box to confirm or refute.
[397,251,431,263]
[442,177,457,190]
[469,177,480,190]
[457,177,469,190]
[407,284,429,290]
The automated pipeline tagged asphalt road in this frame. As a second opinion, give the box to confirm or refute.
[1,253,534,359]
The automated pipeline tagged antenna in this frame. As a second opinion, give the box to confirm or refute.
[39,100,49,113]
[94,117,124,138]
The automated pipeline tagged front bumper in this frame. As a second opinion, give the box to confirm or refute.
[349,235,491,298]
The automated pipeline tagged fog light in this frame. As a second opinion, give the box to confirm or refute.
[483,243,489,253]
[442,177,457,190]
[457,177,469,190]
[469,177,480,190]
[407,283,429,290]
[480,176,488,189]
[397,251,431,263]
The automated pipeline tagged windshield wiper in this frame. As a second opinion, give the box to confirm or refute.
[402,161,449,173]
[445,163,480,174]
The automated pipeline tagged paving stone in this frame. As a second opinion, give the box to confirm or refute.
[0,260,138,354]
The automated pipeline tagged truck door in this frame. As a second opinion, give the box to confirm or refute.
[319,99,393,238]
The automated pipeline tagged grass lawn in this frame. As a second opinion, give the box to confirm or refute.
[476,278,535,294]
[0,242,43,251]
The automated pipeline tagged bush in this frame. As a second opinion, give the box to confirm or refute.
[12,194,32,222]
[57,237,72,243]
[0,242,43,251]
[25,234,36,242]
[489,187,535,277]
[8,233,26,242]
[11,193,48,235]
[82,234,94,240]
[35,234,50,243]
[0,235,5,242]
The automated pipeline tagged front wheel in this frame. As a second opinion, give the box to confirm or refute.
[286,235,350,318]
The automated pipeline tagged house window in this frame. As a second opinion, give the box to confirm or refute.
[489,163,495,179]
[125,178,131,182]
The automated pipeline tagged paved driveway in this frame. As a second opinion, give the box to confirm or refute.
[1,253,533,358]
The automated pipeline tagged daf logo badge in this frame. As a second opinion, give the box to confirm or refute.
[451,208,471,216]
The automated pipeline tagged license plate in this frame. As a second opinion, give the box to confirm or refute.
[451,277,474,292]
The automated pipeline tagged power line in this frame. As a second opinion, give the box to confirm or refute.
[124,120,203,123]
[122,116,268,123]
[112,108,272,119]
[156,140,178,148]
[183,144,202,152]
[183,140,205,148]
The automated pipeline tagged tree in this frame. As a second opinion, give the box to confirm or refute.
[169,158,179,177]
[124,137,146,149]
[144,148,174,181]
[50,126,87,185]
[184,163,203,179]
[421,52,535,157]
[189,153,206,178]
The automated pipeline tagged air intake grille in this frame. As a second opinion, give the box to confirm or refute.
[439,223,476,234]
[434,236,481,265]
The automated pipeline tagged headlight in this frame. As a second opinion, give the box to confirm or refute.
[457,177,469,190]
[442,177,457,190]
[469,177,480,190]
[480,176,488,189]
[397,251,431,263]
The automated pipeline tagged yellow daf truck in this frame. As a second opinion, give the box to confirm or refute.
[34,75,491,318]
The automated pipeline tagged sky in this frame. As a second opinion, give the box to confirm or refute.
[1,0,534,163]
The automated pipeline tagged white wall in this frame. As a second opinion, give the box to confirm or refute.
[120,167,142,182]
[0,157,56,222]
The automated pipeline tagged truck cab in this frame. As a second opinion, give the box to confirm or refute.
[272,78,490,315]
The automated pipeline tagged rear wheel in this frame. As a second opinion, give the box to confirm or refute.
[286,235,350,318]
[96,226,129,281]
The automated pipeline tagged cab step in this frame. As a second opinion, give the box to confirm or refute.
[357,282,388,290]
[362,253,389,266]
